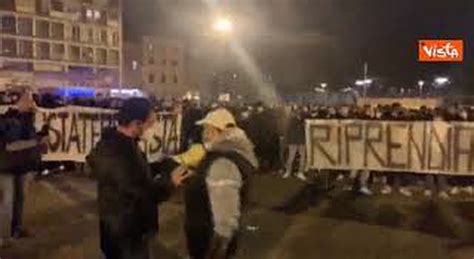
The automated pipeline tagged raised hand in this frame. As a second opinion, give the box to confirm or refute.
[170,166,189,187]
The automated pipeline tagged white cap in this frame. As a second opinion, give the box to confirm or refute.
[196,108,236,130]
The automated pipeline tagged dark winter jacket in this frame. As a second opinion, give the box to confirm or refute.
[286,112,306,145]
[87,128,174,240]
[181,106,204,147]
[0,109,43,172]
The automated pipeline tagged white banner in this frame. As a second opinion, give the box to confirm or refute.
[306,120,474,175]
[1,106,181,162]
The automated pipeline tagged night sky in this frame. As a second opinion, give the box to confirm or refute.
[124,0,474,94]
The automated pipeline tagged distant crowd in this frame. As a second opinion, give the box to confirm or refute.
[2,90,474,200]
[179,100,474,200]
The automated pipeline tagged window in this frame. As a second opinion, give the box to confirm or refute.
[69,45,80,62]
[161,59,167,66]
[161,73,166,83]
[112,32,119,47]
[18,18,33,36]
[87,28,94,43]
[36,42,50,59]
[51,0,64,12]
[0,38,17,57]
[94,10,101,20]
[0,0,15,11]
[148,43,153,51]
[108,50,119,65]
[82,47,93,63]
[149,73,155,84]
[51,23,64,39]
[86,9,93,19]
[35,20,50,38]
[0,15,16,34]
[173,74,178,84]
[171,60,178,66]
[51,44,65,60]
[72,26,80,41]
[132,60,138,70]
[97,48,107,64]
[100,30,107,44]
[18,40,33,58]
[148,56,155,65]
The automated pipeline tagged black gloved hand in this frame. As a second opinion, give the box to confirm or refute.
[149,157,180,181]
[206,232,231,259]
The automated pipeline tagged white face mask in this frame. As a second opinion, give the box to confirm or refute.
[460,111,468,120]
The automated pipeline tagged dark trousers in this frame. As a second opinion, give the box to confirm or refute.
[185,226,212,259]
[100,221,152,259]
[11,174,24,236]
[185,225,239,259]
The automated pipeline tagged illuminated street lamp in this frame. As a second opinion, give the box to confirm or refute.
[355,80,365,86]
[355,79,372,97]
[211,16,234,96]
[315,83,328,106]
[213,17,233,34]
[418,80,425,97]
[434,77,449,86]
[314,87,325,93]
[321,83,328,105]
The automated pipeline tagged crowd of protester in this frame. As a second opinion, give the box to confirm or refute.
[180,100,474,200]
[2,90,474,256]
[2,90,474,201]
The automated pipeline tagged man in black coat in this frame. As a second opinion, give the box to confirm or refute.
[87,98,187,259]
[0,92,48,240]
[180,100,204,151]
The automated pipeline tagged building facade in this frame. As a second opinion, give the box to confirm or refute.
[122,41,141,88]
[0,0,122,90]
[142,36,188,97]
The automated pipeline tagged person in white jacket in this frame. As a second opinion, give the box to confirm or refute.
[184,108,258,259]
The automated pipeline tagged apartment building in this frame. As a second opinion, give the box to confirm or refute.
[0,0,122,90]
[142,37,188,97]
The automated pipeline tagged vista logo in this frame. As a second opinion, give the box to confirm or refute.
[418,40,463,62]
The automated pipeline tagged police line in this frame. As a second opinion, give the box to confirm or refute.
[306,120,474,175]
[1,106,181,162]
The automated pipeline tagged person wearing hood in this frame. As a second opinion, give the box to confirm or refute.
[184,108,258,259]
[87,98,188,259]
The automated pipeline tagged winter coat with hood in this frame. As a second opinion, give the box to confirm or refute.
[184,126,259,239]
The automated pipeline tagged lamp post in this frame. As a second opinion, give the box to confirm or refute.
[314,83,328,106]
[434,77,449,86]
[418,80,425,97]
[356,79,372,98]
[321,83,328,106]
